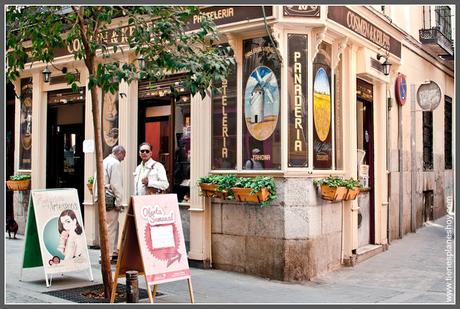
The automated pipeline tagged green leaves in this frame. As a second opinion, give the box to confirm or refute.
[10,174,31,181]
[6,5,234,101]
[198,175,277,207]
[313,176,361,189]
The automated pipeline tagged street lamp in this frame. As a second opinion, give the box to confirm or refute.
[377,54,391,76]
[137,54,145,70]
[42,66,51,83]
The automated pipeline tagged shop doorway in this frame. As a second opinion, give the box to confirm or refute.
[46,88,85,217]
[138,80,191,203]
[356,79,375,247]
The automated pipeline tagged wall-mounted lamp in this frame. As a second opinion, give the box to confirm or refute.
[42,65,68,83]
[42,66,51,83]
[137,54,145,70]
[377,54,391,76]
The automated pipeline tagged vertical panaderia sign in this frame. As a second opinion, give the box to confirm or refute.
[102,90,119,157]
[288,34,308,167]
[212,45,237,169]
[111,194,194,303]
[19,78,33,170]
[21,189,93,287]
[313,42,333,169]
[242,36,281,170]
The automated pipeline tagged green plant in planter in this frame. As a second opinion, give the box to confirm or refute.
[313,175,347,188]
[344,177,361,189]
[10,174,31,181]
[87,176,94,185]
[250,176,277,207]
[232,176,277,207]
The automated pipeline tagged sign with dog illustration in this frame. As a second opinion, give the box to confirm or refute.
[20,189,93,287]
[110,194,194,303]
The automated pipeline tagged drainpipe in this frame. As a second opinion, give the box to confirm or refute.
[386,83,392,244]
[398,83,404,239]
[410,84,417,233]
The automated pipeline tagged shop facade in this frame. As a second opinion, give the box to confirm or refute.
[10,5,454,281]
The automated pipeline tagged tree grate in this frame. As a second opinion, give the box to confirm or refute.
[43,283,164,303]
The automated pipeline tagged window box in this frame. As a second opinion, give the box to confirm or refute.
[6,174,31,191]
[344,187,361,201]
[320,184,347,202]
[314,176,361,202]
[231,187,270,203]
[199,183,228,199]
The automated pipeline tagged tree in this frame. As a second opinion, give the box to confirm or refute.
[6,5,234,298]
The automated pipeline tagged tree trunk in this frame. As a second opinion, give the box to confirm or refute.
[89,67,113,298]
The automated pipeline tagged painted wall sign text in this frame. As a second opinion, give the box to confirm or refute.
[221,79,229,158]
[288,34,308,167]
[328,6,401,58]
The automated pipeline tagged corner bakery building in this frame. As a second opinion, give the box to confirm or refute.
[9,6,454,280]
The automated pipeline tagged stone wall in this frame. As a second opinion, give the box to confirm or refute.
[13,191,31,235]
[388,151,450,241]
[211,178,343,281]
[179,205,190,250]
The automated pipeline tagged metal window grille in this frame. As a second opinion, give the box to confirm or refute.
[435,6,452,40]
[423,111,433,171]
[444,96,452,169]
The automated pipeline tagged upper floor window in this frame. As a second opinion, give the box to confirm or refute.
[423,111,433,171]
[435,6,452,40]
[444,96,452,170]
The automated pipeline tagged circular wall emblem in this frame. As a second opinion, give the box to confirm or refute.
[395,74,407,106]
[417,81,442,111]
[313,68,331,142]
[244,66,280,141]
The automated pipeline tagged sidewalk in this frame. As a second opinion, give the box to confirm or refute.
[5,215,455,304]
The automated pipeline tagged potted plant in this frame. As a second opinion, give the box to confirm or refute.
[344,177,362,201]
[6,173,31,191]
[313,176,348,202]
[230,176,277,207]
[87,176,94,194]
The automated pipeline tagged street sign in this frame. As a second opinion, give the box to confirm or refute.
[110,194,194,303]
[20,189,93,287]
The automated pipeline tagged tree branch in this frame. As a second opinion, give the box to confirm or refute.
[71,6,93,69]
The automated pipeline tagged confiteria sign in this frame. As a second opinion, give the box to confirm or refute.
[328,6,401,58]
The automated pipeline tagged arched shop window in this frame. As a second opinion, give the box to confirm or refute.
[312,42,333,169]
[242,36,282,170]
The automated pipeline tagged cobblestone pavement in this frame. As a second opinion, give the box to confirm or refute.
[4,215,455,304]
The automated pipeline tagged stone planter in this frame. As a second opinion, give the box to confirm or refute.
[344,187,360,201]
[320,185,347,202]
[199,183,228,199]
[231,187,270,203]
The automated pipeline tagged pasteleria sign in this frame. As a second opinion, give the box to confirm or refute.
[20,189,93,287]
[110,194,194,303]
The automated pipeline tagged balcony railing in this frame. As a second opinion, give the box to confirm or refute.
[419,27,454,57]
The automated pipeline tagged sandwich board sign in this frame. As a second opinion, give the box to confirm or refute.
[20,189,93,287]
[110,194,194,303]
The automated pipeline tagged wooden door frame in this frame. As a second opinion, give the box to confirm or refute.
[138,97,175,192]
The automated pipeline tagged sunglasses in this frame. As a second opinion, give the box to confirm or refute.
[139,149,151,154]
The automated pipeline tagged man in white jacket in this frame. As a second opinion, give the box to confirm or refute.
[94,145,126,264]
[134,142,169,195]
